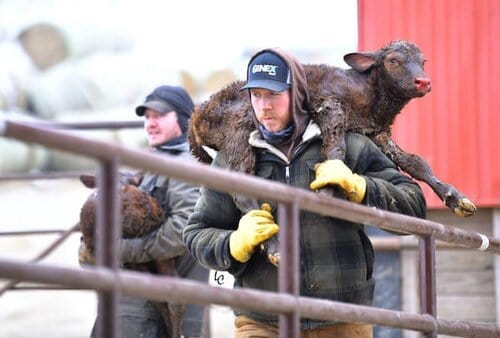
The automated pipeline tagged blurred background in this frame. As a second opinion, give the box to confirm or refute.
[0,0,358,174]
[0,1,358,337]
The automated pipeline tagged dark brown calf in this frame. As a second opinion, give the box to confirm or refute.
[78,173,182,338]
[188,40,476,266]
[189,40,476,218]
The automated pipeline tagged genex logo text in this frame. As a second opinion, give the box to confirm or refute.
[252,64,277,76]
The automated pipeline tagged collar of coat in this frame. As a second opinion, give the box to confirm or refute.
[248,120,321,163]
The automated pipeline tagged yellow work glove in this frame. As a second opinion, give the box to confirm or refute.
[78,239,95,266]
[229,203,279,263]
[310,159,367,203]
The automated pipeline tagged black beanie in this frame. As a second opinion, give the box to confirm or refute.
[135,85,194,133]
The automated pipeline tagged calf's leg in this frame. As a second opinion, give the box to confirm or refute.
[374,132,477,217]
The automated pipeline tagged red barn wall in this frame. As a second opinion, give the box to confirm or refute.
[357,0,500,209]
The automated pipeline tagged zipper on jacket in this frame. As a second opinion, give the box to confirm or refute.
[285,165,290,184]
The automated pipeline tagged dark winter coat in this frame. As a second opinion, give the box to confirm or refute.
[183,123,426,330]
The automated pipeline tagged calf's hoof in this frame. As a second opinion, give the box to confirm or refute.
[260,238,280,267]
[445,191,477,218]
[452,197,477,218]
[267,252,280,267]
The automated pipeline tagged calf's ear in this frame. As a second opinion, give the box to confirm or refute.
[119,171,144,187]
[344,52,377,72]
[80,174,96,189]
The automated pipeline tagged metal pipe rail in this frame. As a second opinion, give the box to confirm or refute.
[1,118,499,338]
[0,229,80,236]
[0,222,80,296]
[1,119,497,253]
[0,229,470,251]
[11,120,143,130]
[0,170,90,181]
[0,259,497,338]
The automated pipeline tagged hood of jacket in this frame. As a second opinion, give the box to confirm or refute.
[245,47,311,157]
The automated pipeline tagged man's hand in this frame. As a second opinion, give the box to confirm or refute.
[229,203,279,263]
[310,159,367,203]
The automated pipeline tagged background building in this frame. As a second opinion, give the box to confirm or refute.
[357,0,499,337]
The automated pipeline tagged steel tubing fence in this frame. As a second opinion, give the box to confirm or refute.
[0,259,498,338]
[0,222,80,296]
[2,120,497,253]
[1,118,499,338]
[0,229,472,250]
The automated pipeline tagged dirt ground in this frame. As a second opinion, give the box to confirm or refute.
[0,178,234,338]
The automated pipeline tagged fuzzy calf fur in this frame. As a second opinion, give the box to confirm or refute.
[189,40,476,219]
[78,173,182,338]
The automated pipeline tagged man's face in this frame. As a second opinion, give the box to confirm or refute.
[143,108,182,146]
[249,88,292,132]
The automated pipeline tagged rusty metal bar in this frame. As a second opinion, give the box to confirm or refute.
[0,170,89,181]
[0,259,498,338]
[9,285,86,290]
[369,236,465,251]
[0,222,80,296]
[95,160,121,338]
[419,235,437,338]
[2,118,500,338]
[420,236,437,318]
[17,120,143,130]
[0,229,470,252]
[278,201,300,338]
[1,120,498,254]
[0,228,79,236]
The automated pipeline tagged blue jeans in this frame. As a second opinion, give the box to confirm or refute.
[90,296,168,338]
[90,295,206,338]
